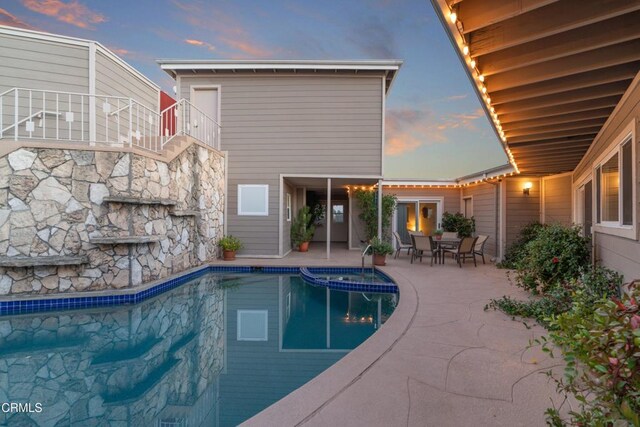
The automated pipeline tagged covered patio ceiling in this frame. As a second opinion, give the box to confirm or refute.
[431,0,640,175]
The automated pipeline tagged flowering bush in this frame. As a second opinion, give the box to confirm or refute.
[542,286,640,426]
[499,221,544,269]
[514,223,591,294]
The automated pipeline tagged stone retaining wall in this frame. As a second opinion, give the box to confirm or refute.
[0,143,225,295]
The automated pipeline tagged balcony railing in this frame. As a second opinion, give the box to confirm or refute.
[160,98,221,150]
[0,88,221,153]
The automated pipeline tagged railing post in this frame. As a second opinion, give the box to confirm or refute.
[14,89,19,141]
[128,98,133,147]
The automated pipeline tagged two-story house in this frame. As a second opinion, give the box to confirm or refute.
[158,60,402,258]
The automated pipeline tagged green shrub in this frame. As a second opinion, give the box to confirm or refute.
[486,267,622,326]
[514,224,590,293]
[499,222,544,269]
[441,212,475,237]
[219,235,243,251]
[366,237,394,256]
[353,189,397,241]
[542,286,640,426]
[291,206,316,247]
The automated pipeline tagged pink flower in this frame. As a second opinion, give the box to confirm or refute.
[631,315,640,329]
[551,257,559,264]
[608,357,619,366]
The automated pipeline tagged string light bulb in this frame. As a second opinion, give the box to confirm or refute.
[449,12,457,23]
[462,45,469,56]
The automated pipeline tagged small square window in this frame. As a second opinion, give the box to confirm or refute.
[238,185,269,216]
[237,310,268,341]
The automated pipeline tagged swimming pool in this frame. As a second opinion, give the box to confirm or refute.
[0,269,397,426]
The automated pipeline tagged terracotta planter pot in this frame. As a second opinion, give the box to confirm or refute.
[222,250,236,261]
[298,241,310,252]
[435,235,442,241]
[373,253,387,266]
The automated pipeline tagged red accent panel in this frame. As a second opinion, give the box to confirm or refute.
[160,91,177,136]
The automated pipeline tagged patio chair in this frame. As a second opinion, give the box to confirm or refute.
[393,231,412,259]
[411,235,438,266]
[443,236,478,268]
[474,235,489,264]
[439,231,458,251]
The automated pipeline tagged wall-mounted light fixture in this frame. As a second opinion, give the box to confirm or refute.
[523,182,533,195]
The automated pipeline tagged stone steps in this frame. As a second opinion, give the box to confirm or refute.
[102,196,178,206]
[89,235,162,245]
[0,255,89,268]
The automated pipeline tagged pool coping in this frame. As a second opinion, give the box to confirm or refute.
[0,264,398,316]
[241,266,417,426]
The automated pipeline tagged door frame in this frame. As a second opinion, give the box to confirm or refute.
[392,197,444,246]
[189,84,222,124]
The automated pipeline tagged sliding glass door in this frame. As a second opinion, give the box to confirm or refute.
[395,200,442,244]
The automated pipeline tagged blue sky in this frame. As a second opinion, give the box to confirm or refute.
[0,0,508,179]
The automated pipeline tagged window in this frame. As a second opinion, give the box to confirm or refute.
[286,193,292,222]
[600,153,619,223]
[238,185,269,216]
[594,127,635,237]
[622,140,633,225]
[237,310,268,341]
[332,204,344,223]
[463,197,473,218]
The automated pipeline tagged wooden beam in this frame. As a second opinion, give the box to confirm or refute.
[495,81,628,114]
[459,0,558,34]
[469,0,640,57]
[518,158,584,168]
[490,64,638,105]
[508,136,595,148]
[506,118,607,138]
[503,108,614,130]
[479,11,640,75]
[507,128,600,144]
[499,96,620,123]
[512,144,592,155]
[486,39,640,92]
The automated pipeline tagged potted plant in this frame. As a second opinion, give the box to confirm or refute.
[434,229,444,240]
[219,235,243,261]
[367,237,394,266]
[291,206,316,252]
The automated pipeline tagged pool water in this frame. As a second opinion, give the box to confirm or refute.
[0,272,397,426]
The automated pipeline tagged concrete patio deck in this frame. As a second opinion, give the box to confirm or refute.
[226,244,566,426]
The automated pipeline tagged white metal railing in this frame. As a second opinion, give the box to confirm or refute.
[160,98,221,150]
[0,88,221,152]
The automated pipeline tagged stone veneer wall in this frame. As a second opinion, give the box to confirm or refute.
[0,274,225,425]
[0,144,225,295]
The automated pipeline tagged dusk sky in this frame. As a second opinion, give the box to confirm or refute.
[1,0,508,179]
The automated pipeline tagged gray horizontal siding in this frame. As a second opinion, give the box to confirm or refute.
[180,73,384,255]
[505,177,541,247]
[95,51,158,108]
[543,174,572,225]
[0,33,89,95]
[463,183,498,257]
[596,233,640,282]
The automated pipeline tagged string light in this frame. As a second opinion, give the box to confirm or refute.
[449,12,457,23]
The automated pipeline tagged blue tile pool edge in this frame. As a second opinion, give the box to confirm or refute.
[0,265,398,316]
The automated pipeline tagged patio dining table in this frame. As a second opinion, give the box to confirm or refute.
[433,236,461,264]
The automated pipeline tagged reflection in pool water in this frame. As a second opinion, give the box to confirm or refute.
[0,273,397,426]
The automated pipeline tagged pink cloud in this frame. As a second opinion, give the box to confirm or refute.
[385,107,485,156]
[172,0,273,58]
[21,0,106,29]
[184,38,216,52]
[0,7,33,29]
